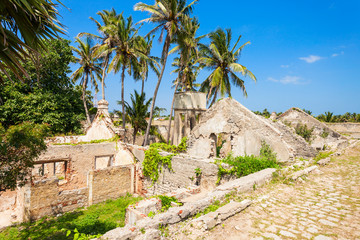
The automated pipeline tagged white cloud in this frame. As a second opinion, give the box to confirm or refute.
[280,65,289,68]
[268,76,302,84]
[299,55,323,63]
[331,51,344,57]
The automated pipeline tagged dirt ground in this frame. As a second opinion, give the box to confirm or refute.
[167,142,360,240]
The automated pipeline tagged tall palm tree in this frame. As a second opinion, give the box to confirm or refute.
[198,28,257,107]
[108,14,144,130]
[71,37,102,125]
[79,9,120,100]
[123,90,152,144]
[136,35,160,95]
[0,0,65,81]
[166,16,203,143]
[134,0,199,146]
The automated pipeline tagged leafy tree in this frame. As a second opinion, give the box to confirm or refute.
[0,122,48,192]
[198,28,256,106]
[134,0,199,146]
[123,91,152,144]
[71,37,102,125]
[108,14,144,130]
[0,0,65,80]
[0,39,86,134]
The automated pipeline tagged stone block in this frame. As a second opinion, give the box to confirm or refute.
[216,200,252,222]
[126,198,161,225]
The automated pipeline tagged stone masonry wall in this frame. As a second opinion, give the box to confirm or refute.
[89,166,133,205]
[140,154,220,196]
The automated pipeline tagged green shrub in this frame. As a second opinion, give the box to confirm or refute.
[295,123,314,142]
[157,195,181,212]
[314,151,333,162]
[143,138,187,183]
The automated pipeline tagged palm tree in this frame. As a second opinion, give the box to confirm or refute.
[123,90,152,144]
[166,16,203,143]
[136,35,160,95]
[198,28,257,107]
[108,14,144,130]
[79,9,121,100]
[134,0,199,146]
[0,0,65,81]
[71,37,102,125]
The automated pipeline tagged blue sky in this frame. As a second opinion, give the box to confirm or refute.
[58,0,360,116]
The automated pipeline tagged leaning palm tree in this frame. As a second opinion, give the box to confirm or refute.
[136,35,160,95]
[134,0,199,146]
[79,9,120,100]
[123,90,152,144]
[108,14,144,130]
[0,0,65,81]
[71,37,102,125]
[198,28,257,107]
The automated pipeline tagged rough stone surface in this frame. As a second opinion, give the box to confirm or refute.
[169,141,360,240]
[187,98,316,162]
[278,108,349,150]
[289,165,318,180]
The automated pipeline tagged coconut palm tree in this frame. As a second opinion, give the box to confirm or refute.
[0,0,65,81]
[71,37,102,125]
[134,0,199,146]
[136,35,160,95]
[166,16,203,143]
[108,14,144,130]
[78,9,120,100]
[123,90,152,144]
[198,28,257,107]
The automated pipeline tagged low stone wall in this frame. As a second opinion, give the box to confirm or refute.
[89,166,134,205]
[326,123,360,138]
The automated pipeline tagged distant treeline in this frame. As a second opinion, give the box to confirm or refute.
[253,109,360,123]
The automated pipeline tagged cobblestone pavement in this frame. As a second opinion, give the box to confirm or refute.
[169,143,360,240]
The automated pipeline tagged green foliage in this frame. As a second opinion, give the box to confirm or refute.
[254,109,271,118]
[0,194,142,240]
[316,111,360,123]
[295,123,314,143]
[0,39,87,135]
[143,138,187,183]
[216,142,279,184]
[0,122,48,192]
[195,168,202,176]
[157,195,181,212]
[314,151,333,162]
[320,130,330,138]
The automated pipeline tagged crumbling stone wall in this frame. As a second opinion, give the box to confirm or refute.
[187,98,316,162]
[326,122,360,139]
[277,108,349,150]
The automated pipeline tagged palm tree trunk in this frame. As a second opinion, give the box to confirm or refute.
[143,34,171,146]
[121,64,126,130]
[166,81,179,144]
[209,90,218,107]
[133,128,137,145]
[101,55,109,100]
[141,77,145,96]
[82,75,91,125]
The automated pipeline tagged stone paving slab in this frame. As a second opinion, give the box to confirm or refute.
[168,142,360,240]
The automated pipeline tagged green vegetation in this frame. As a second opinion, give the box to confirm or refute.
[314,151,333,162]
[143,138,187,183]
[52,136,120,146]
[295,123,314,143]
[0,39,87,135]
[216,141,279,184]
[0,194,142,240]
[0,122,48,192]
[158,195,181,212]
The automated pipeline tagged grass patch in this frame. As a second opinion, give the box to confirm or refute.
[314,151,333,162]
[0,194,142,240]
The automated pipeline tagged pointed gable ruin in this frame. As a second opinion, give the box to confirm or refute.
[187,98,316,162]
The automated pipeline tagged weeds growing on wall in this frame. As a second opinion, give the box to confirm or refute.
[295,123,314,143]
[216,141,279,184]
[143,138,187,183]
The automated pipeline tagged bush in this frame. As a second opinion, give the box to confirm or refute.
[295,123,314,143]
